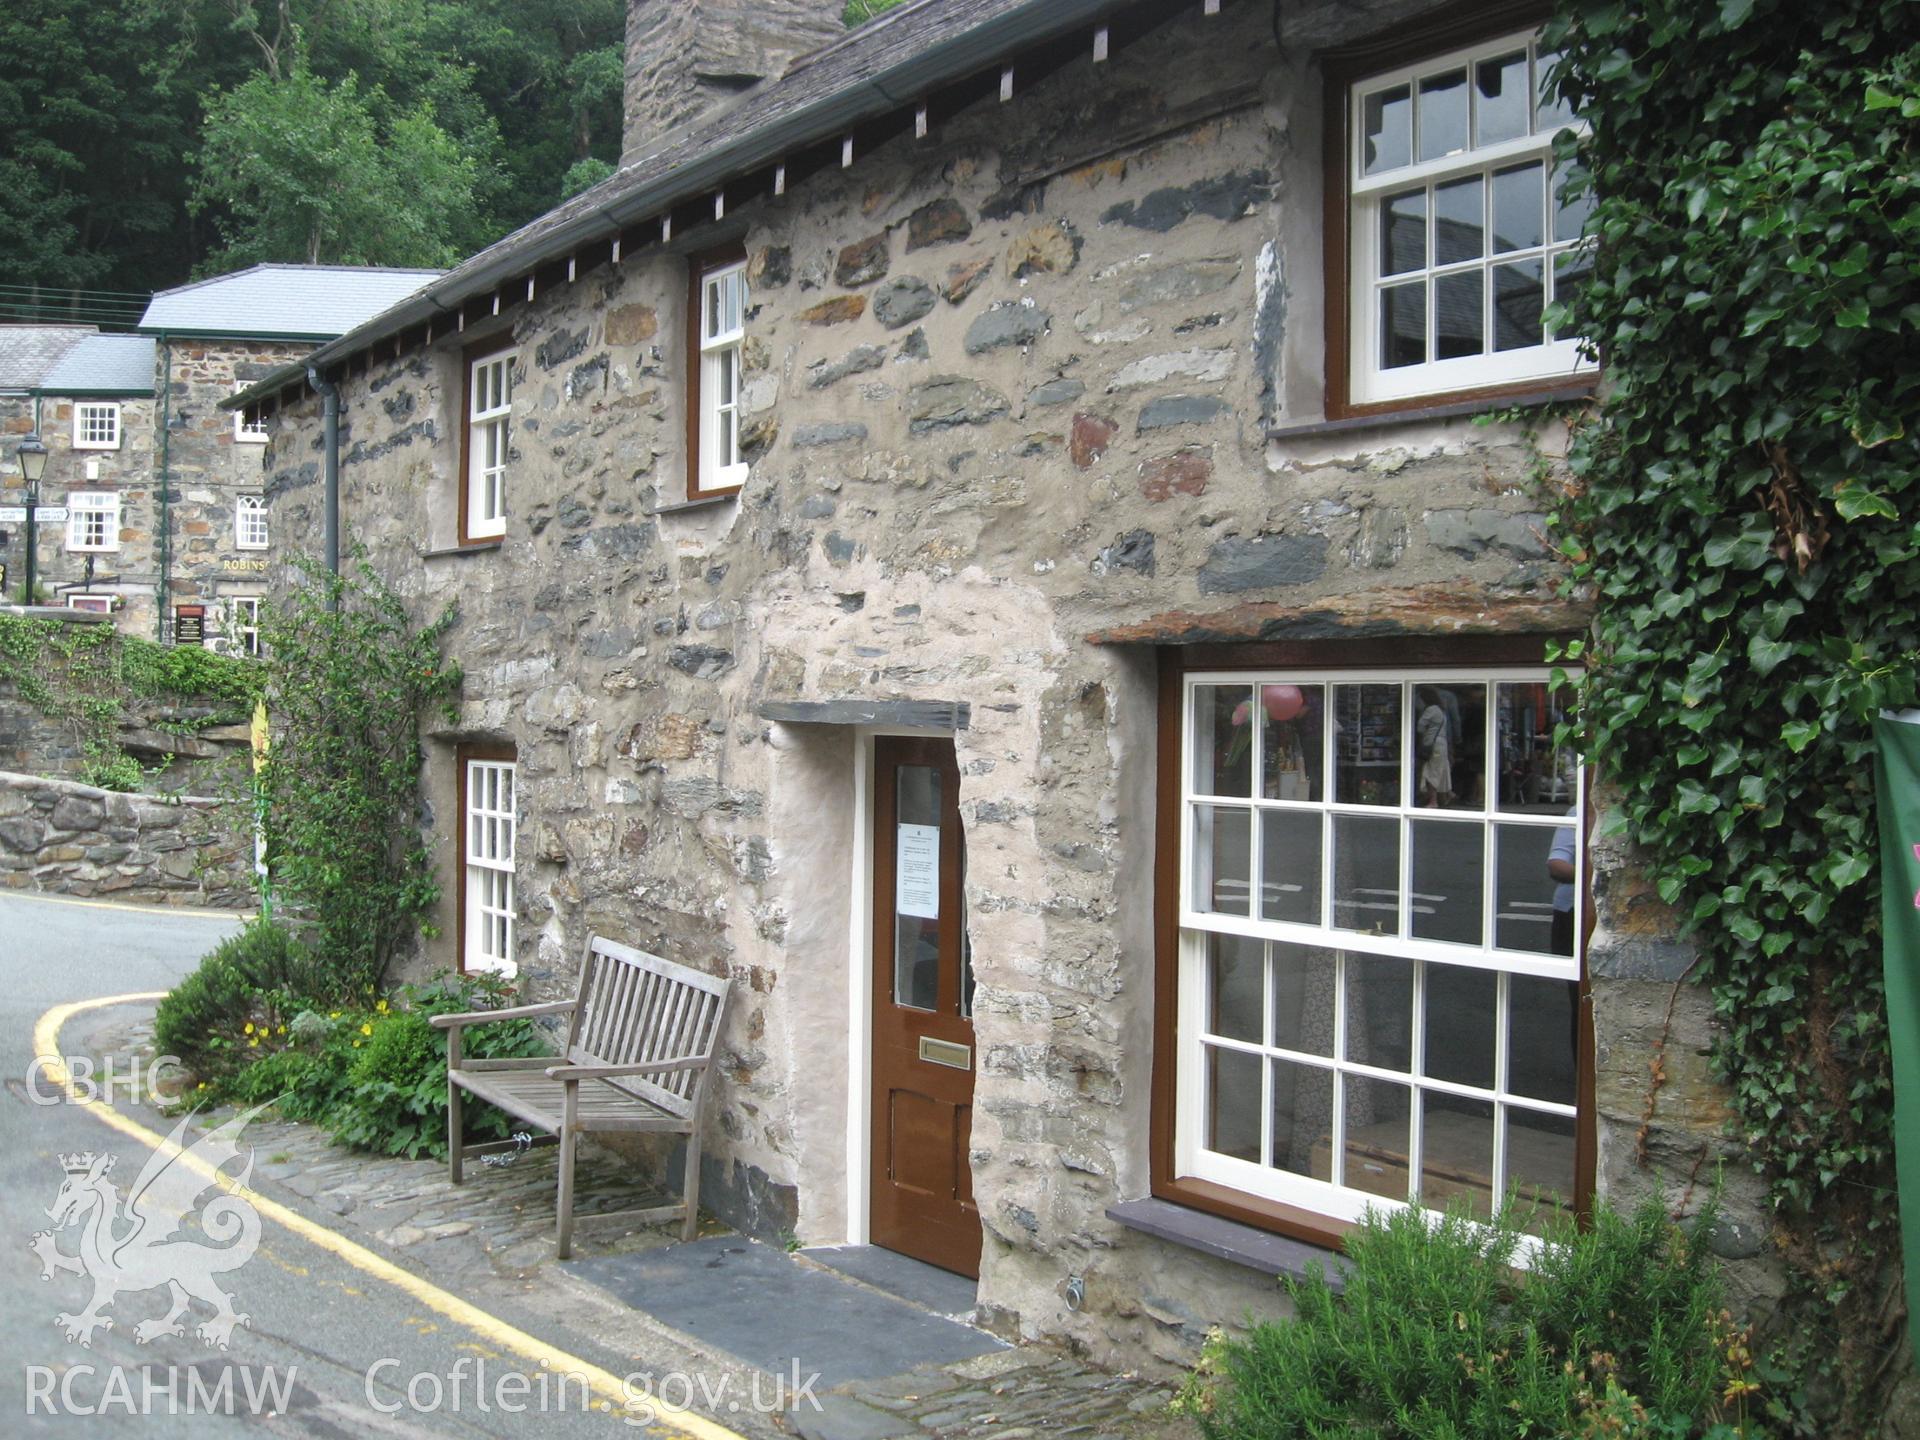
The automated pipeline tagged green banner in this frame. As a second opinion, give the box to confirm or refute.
[1873,713,1920,1365]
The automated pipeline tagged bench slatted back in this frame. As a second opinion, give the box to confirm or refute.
[563,935,729,1117]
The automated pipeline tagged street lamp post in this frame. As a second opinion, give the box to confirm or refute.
[15,435,47,608]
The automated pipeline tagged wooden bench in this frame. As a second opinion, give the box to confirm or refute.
[430,935,732,1258]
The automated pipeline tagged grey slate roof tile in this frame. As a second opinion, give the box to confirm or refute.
[139,264,444,339]
[37,334,157,395]
[0,325,96,391]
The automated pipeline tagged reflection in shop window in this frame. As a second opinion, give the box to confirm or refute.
[1177,667,1584,1236]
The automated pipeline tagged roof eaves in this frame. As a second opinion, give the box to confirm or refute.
[231,0,1138,412]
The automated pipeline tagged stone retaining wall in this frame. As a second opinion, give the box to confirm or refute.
[0,770,252,908]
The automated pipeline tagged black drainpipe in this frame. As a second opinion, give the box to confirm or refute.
[306,364,340,608]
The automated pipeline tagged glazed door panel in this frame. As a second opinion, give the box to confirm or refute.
[869,736,979,1277]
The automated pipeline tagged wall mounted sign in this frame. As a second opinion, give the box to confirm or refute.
[896,822,940,919]
[173,605,206,645]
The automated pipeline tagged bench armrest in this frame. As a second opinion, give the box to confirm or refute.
[430,999,577,1029]
[545,1056,710,1081]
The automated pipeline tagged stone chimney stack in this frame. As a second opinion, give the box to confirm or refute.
[622,0,850,164]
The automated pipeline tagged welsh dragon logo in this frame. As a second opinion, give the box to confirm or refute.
[29,1105,267,1350]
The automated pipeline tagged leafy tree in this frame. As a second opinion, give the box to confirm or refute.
[191,61,487,267]
[0,0,212,292]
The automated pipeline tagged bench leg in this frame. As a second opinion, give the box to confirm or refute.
[681,1125,703,1242]
[447,1081,464,1186]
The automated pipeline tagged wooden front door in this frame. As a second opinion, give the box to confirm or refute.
[870,736,980,1278]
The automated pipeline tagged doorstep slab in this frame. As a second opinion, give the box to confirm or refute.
[802,1245,980,1316]
[565,1237,1005,1388]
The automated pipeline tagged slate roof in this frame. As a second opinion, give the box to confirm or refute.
[0,325,95,392]
[37,334,158,396]
[233,0,1142,407]
[140,264,445,340]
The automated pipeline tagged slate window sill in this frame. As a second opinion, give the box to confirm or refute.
[1267,384,1596,444]
[649,491,740,517]
[1106,1197,1345,1291]
[423,541,503,559]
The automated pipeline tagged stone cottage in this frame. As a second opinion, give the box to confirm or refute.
[234,0,1767,1371]
[0,264,440,643]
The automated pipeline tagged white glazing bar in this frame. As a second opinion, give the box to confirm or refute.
[1093,25,1109,62]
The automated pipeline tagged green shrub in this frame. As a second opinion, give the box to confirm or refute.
[1186,1197,1765,1440]
[154,919,333,1076]
[841,0,910,26]
[201,974,546,1161]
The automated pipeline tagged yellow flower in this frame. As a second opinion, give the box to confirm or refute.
[328,1011,341,1019]
[248,1037,260,1048]
[196,1082,207,1090]
[360,1022,373,1036]
[243,1022,254,1035]
[375,999,389,1013]
[277,1025,287,1035]
[351,1040,362,1048]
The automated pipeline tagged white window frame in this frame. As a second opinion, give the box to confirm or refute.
[230,596,262,657]
[235,493,269,550]
[465,351,512,541]
[463,757,517,977]
[66,492,120,553]
[234,385,270,443]
[696,260,748,496]
[1174,666,1583,1234]
[1346,30,1594,405]
[73,403,122,451]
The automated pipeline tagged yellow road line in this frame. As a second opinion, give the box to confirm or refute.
[4,889,253,921]
[33,993,748,1440]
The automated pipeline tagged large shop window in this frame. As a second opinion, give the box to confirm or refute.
[461,750,517,977]
[1165,665,1585,1240]
[687,249,748,500]
[461,346,513,543]
[1333,27,1593,412]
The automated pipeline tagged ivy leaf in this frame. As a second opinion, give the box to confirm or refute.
[1702,525,1775,570]
[1718,0,1756,27]
[1748,633,1794,677]
[1834,481,1900,520]
[1865,82,1900,110]
[1781,719,1821,753]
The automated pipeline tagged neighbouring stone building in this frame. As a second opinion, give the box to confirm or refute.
[233,0,1791,1378]
[0,265,440,643]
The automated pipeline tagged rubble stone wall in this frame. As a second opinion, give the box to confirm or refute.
[261,0,1758,1374]
[621,0,848,163]
[0,770,251,908]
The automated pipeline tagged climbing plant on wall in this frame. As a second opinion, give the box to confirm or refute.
[1546,0,1918,1428]
[258,555,462,994]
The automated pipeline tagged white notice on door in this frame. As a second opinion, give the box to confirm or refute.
[896,822,940,919]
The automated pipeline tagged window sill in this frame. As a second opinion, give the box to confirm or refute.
[424,540,504,559]
[1271,382,1596,443]
[650,490,740,517]
[1107,1197,1346,1291]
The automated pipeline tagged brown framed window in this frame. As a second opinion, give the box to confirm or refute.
[685,244,749,500]
[459,342,514,544]
[1322,8,1594,418]
[456,743,517,977]
[1152,640,1594,1251]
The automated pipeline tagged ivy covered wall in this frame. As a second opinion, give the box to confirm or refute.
[1550,0,1918,1429]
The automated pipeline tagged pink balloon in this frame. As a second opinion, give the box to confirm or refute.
[1262,684,1307,723]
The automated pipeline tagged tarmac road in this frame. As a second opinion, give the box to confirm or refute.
[0,891,761,1439]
